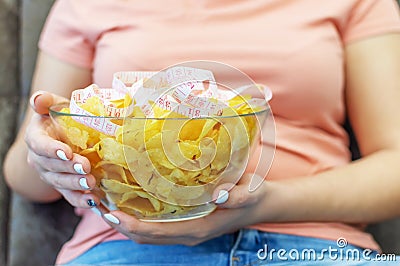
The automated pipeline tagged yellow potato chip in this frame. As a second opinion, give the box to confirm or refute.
[124,168,139,185]
[79,96,106,116]
[116,119,145,149]
[145,149,172,169]
[119,199,156,217]
[144,119,164,141]
[211,126,231,171]
[97,162,128,183]
[66,127,89,150]
[144,132,162,150]
[110,94,132,108]
[179,119,206,141]
[80,147,101,165]
[57,108,105,148]
[101,178,140,193]
[196,119,219,141]
[96,138,126,166]
[134,190,162,212]
[178,141,201,161]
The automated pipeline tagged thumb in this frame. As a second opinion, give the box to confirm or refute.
[212,173,264,209]
[212,183,235,206]
[29,90,69,115]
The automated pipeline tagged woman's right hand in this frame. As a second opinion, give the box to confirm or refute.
[24,91,100,208]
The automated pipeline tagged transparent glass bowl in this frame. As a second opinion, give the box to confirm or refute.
[49,101,270,222]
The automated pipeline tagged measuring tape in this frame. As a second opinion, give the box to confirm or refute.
[69,66,271,135]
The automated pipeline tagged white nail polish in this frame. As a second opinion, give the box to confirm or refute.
[73,164,87,175]
[215,190,229,204]
[91,207,102,217]
[56,150,69,161]
[29,90,45,109]
[79,177,90,190]
[104,213,120,224]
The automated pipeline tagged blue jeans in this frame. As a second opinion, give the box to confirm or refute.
[63,229,399,265]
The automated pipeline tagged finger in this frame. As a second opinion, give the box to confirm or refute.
[40,170,96,191]
[211,173,255,202]
[212,173,262,208]
[29,90,46,113]
[102,210,228,245]
[102,209,204,238]
[102,210,170,238]
[29,90,68,115]
[29,152,91,175]
[212,183,234,204]
[25,130,73,160]
[57,188,100,209]
[89,201,108,218]
[101,211,188,245]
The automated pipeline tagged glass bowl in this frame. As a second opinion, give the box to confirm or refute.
[49,99,270,222]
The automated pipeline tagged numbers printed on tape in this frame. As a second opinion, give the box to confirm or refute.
[69,67,270,136]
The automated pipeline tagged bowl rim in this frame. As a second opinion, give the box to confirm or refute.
[49,102,270,120]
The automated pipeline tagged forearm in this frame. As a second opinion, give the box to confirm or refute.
[3,51,92,202]
[4,138,61,203]
[260,149,400,224]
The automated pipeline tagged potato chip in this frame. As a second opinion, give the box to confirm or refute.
[211,126,231,171]
[145,149,174,170]
[66,127,89,150]
[179,119,206,141]
[57,108,106,147]
[110,94,132,108]
[196,119,219,141]
[101,179,140,193]
[97,162,128,183]
[79,96,106,116]
[96,138,126,166]
[80,147,101,165]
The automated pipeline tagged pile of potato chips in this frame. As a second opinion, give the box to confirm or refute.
[53,73,266,220]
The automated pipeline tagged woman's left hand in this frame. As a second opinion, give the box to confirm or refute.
[99,173,267,246]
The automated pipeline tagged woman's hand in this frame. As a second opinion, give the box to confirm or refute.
[99,173,268,246]
[24,91,100,208]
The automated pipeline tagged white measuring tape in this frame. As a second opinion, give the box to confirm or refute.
[69,66,271,135]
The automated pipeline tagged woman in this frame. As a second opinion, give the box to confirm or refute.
[4,0,400,265]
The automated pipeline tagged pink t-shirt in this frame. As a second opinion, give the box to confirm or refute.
[38,0,400,264]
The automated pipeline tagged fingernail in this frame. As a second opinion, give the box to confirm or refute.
[56,150,69,161]
[79,177,90,190]
[73,163,87,175]
[29,90,44,109]
[91,207,102,217]
[87,199,97,207]
[215,190,229,204]
[104,213,120,224]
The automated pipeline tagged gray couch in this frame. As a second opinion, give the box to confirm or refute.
[0,1,399,266]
